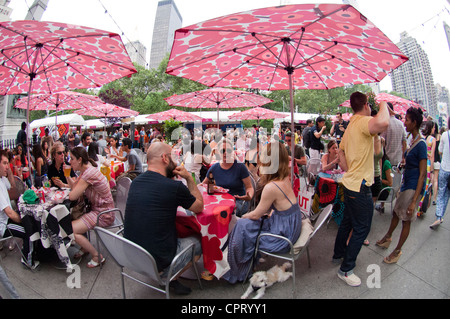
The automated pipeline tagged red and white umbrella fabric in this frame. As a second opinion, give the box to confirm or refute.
[164,87,273,127]
[15,90,105,129]
[14,91,102,111]
[0,20,136,171]
[75,104,138,134]
[164,88,273,109]
[0,20,136,95]
[228,107,286,122]
[165,3,408,182]
[75,103,139,118]
[146,108,203,122]
[340,92,424,117]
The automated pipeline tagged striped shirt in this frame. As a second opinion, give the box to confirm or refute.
[381,116,406,166]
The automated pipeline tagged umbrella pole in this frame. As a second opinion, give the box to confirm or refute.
[288,71,295,187]
[26,80,33,185]
[216,103,220,130]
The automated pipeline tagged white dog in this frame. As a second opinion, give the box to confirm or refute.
[241,262,292,299]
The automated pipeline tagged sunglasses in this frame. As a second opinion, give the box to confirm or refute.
[56,151,64,155]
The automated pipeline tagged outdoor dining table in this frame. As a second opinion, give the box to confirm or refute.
[17,187,77,269]
[311,172,345,225]
[176,184,236,279]
[99,159,125,189]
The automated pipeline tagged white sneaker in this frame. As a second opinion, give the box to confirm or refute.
[338,271,361,287]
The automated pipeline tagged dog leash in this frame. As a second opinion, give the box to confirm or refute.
[247,214,268,283]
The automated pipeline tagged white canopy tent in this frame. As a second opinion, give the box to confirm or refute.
[30,113,86,128]
[273,112,319,125]
[84,119,106,129]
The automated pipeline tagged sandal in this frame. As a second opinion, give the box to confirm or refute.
[383,250,402,264]
[376,236,392,249]
[87,255,105,268]
[74,249,86,259]
[201,270,214,281]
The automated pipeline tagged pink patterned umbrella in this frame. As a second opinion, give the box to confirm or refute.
[164,87,273,127]
[146,108,203,122]
[14,90,102,111]
[15,90,106,129]
[228,106,286,124]
[75,103,138,135]
[340,92,424,117]
[0,20,136,171]
[0,20,136,95]
[166,3,408,181]
[75,103,139,118]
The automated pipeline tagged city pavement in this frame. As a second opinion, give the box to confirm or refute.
[1,193,449,300]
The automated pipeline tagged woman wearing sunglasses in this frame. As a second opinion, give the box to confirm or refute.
[203,139,254,217]
[48,141,76,188]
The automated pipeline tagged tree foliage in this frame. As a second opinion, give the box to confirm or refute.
[98,54,207,115]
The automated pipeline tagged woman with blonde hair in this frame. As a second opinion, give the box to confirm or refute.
[223,142,302,283]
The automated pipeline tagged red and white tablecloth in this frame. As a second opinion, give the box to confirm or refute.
[176,185,236,279]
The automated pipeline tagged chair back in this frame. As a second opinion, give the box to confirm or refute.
[134,148,147,164]
[306,158,321,186]
[307,158,321,175]
[116,177,132,217]
[14,176,26,195]
[94,227,163,284]
[311,204,333,238]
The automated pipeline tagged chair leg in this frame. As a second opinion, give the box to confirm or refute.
[242,257,255,290]
[306,247,311,268]
[120,270,126,299]
[292,260,296,299]
[96,236,104,269]
[192,251,203,291]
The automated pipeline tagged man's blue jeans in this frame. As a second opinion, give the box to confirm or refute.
[333,183,373,274]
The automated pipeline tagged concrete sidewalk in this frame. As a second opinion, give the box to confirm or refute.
[1,199,449,300]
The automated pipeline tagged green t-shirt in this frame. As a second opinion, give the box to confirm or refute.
[381,159,392,189]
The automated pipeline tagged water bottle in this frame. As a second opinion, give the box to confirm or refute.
[42,174,50,188]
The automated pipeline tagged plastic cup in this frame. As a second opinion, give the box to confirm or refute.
[64,165,71,177]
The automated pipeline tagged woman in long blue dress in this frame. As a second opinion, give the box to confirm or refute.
[223,142,302,283]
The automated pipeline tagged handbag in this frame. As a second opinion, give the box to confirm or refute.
[70,195,92,220]
[298,186,314,217]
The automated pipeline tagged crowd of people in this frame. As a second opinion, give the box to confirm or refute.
[1,91,449,295]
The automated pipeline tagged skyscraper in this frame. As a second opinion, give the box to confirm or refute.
[0,0,13,21]
[444,21,450,51]
[125,40,147,68]
[24,0,49,21]
[149,0,182,70]
[391,32,437,118]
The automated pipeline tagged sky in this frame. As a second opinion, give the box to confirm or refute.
[8,0,450,92]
